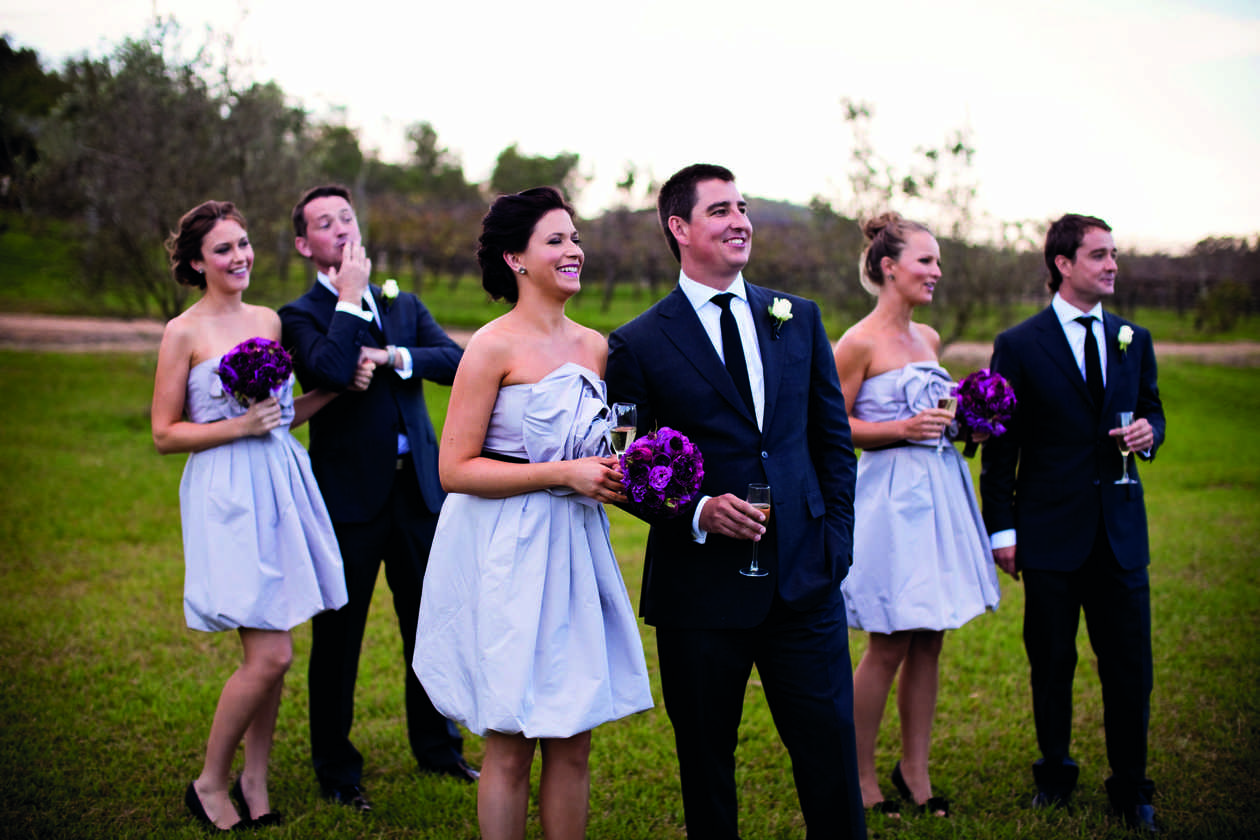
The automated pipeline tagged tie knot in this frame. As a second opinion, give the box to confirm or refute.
[712,292,735,312]
[1075,315,1094,329]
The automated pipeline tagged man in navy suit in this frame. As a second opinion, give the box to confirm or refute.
[279,185,474,812]
[606,164,865,839]
[981,213,1165,833]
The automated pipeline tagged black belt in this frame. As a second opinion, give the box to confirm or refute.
[481,450,530,464]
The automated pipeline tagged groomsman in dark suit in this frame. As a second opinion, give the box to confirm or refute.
[981,213,1165,833]
[606,164,865,839]
[279,185,475,812]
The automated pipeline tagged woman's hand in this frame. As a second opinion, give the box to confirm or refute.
[241,396,284,437]
[566,456,626,504]
[900,407,954,442]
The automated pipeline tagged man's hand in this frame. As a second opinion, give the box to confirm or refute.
[1111,416,1155,454]
[348,356,375,391]
[329,240,372,304]
[698,493,767,541]
[994,545,1019,580]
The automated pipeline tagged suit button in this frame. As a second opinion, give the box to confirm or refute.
[760,451,769,459]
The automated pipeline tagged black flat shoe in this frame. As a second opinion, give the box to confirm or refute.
[185,782,244,832]
[866,799,901,818]
[231,777,284,826]
[891,762,949,816]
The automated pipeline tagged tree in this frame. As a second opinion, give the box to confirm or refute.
[0,37,70,212]
[489,143,584,200]
[34,20,226,318]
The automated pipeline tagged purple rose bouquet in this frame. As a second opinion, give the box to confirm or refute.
[217,337,293,408]
[955,368,1016,456]
[620,426,705,518]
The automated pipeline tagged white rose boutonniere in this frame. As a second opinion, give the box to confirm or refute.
[381,278,400,311]
[768,297,793,339]
[1117,324,1134,357]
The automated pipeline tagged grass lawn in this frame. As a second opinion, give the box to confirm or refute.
[0,352,1256,838]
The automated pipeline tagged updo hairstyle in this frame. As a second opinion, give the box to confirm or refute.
[858,211,932,295]
[165,200,248,290]
[476,187,575,303]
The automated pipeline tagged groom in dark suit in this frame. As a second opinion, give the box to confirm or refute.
[279,185,473,812]
[981,213,1165,833]
[606,164,865,839]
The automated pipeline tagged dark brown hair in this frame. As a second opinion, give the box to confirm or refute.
[292,184,352,238]
[476,186,575,303]
[1044,213,1111,292]
[165,200,248,290]
[657,163,736,263]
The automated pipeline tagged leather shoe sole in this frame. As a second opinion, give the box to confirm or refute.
[421,758,480,783]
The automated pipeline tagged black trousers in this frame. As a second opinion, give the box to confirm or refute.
[1022,521,1154,805]
[308,461,462,789]
[656,592,865,840]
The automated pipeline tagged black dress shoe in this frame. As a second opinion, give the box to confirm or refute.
[890,761,949,816]
[322,784,372,813]
[1032,789,1071,809]
[185,782,245,832]
[421,757,480,783]
[231,777,284,826]
[1119,803,1159,833]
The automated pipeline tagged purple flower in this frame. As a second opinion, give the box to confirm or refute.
[619,425,705,518]
[217,337,293,407]
[955,368,1017,438]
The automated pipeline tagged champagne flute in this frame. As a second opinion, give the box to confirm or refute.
[936,394,958,454]
[610,403,637,457]
[1114,411,1138,485]
[740,483,771,578]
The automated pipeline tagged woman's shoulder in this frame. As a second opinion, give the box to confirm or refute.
[911,320,941,353]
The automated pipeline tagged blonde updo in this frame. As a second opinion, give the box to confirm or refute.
[858,211,932,295]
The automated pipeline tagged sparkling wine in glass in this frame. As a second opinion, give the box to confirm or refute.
[936,394,958,454]
[740,483,771,578]
[610,403,637,457]
[1114,411,1138,485]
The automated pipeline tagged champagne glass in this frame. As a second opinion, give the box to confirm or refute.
[610,403,637,457]
[1114,411,1138,485]
[936,394,958,454]
[740,483,771,578]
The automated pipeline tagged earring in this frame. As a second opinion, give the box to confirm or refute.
[516,266,527,275]
[196,268,204,274]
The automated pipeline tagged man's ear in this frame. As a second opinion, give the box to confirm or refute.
[1054,253,1073,279]
[295,236,312,260]
[668,215,690,248]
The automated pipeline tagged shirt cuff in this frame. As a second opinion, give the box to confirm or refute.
[990,529,1016,550]
[394,346,413,379]
[691,495,711,543]
[334,301,373,321]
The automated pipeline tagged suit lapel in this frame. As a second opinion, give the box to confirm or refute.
[657,287,756,422]
[748,285,780,427]
[1033,307,1092,407]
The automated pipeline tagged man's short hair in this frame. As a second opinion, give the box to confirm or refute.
[657,163,736,263]
[292,185,353,238]
[1045,213,1111,292]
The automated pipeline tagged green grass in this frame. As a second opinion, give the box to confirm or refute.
[0,352,1257,838]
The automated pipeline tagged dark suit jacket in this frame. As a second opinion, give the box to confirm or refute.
[980,306,1165,571]
[606,284,856,629]
[279,282,462,524]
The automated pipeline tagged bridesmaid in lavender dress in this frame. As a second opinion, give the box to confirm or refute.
[152,201,352,831]
[833,212,999,818]
[414,188,651,840]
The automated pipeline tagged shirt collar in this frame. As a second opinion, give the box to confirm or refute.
[679,270,748,314]
[1052,291,1103,327]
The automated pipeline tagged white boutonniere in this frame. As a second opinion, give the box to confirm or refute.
[381,278,399,311]
[1117,324,1134,357]
[768,297,793,339]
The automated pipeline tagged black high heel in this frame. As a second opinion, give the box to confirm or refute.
[185,782,244,832]
[231,777,284,826]
[891,761,950,817]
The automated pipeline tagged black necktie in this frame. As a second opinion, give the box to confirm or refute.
[712,293,756,416]
[1076,315,1104,408]
[362,296,385,343]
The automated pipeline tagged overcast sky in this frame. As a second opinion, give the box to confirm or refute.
[3,0,1258,251]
